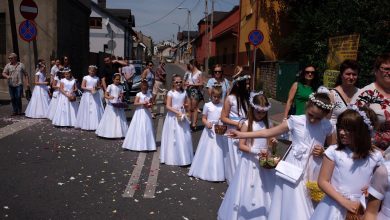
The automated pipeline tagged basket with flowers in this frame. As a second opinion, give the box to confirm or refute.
[259,143,281,169]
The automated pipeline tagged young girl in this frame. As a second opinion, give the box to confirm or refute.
[364,160,390,220]
[311,106,382,219]
[52,68,79,127]
[220,74,250,183]
[47,70,61,120]
[122,80,156,151]
[229,92,336,220]
[25,63,50,118]
[76,65,104,130]
[188,85,226,181]
[96,73,128,138]
[160,75,193,166]
[218,91,276,220]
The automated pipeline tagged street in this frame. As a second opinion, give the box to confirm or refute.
[0,63,287,219]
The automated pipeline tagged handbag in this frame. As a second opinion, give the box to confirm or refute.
[275,144,303,184]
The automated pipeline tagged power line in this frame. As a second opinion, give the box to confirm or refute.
[136,0,188,28]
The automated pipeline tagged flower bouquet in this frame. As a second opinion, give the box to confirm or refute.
[306,181,325,202]
[214,124,227,135]
[259,146,280,169]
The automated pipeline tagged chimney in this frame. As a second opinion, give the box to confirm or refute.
[98,0,106,8]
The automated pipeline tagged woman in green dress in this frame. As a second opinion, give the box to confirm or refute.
[283,65,320,119]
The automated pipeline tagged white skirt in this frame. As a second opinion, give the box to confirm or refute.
[188,127,226,181]
[52,93,79,127]
[160,112,193,166]
[95,104,127,138]
[224,125,242,184]
[75,92,104,130]
[25,85,50,118]
[47,90,59,120]
[218,152,275,220]
[122,107,156,151]
[310,195,346,220]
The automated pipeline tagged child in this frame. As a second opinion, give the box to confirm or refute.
[96,73,128,138]
[76,65,104,130]
[122,80,156,151]
[188,85,226,181]
[218,91,276,220]
[160,75,193,166]
[47,70,61,120]
[25,63,50,118]
[229,92,336,220]
[220,74,251,183]
[311,106,383,220]
[364,160,390,220]
[52,68,79,127]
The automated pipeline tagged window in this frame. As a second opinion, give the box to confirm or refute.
[89,17,102,29]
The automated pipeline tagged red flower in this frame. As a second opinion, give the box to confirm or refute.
[368,90,374,95]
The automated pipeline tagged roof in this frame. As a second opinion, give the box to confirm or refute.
[197,11,230,25]
[106,8,135,27]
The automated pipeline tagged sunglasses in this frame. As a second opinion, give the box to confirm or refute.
[380,67,390,72]
[305,71,315,75]
[174,81,182,84]
[214,70,223,73]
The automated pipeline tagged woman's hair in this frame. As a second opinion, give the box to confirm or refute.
[334,59,360,86]
[211,86,223,98]
[306,92,333,115]
[297,65,320,91]
[246,93,270,145]
[373,52,390,72]
[37,62,46,69]
[186,64,191,71]
[336,106,378,159]
[228,78,250,118]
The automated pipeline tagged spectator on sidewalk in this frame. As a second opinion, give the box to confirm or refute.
[206,64,230,101]
[283,65,320,119]
[152,61,167,104]
[2,53,30,116]
[100,56,116,91]
[121,59,136,102]
[50,58,61,83]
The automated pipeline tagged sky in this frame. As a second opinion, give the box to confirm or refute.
[107,0,240,43]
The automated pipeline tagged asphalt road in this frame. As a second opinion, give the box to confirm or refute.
[0,63,289,219]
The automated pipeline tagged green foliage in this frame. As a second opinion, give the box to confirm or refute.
[282,0,390,87]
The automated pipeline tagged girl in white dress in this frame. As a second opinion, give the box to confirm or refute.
[364,161,390,220]
[229,93,336,220]
[160,75,193,166]
[96,73,128,138]
[76,65,104,130]
[221,75,250,183]
[218,91,276,220]
[188,86,226,181]
[311,106,383,220]
[52,68,79,127]
[47,73,61,120]
[122,80,156,151]
[25,63,50,118]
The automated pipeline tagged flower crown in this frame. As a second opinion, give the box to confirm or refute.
[60,67,71,73]
[89,65,98,69]
[213,82,222,88]
[232,75,250,85]
[309,93,334,110]
[249,91,271,112]
[347,105,374,131]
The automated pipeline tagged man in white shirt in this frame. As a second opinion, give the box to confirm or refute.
[121,59,136,101]
[50,59,61,83]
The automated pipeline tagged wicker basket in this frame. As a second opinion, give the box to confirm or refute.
[214,125,227,135]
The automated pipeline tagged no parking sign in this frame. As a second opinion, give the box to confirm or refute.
[19,20,37,42]
[248,30,264,47]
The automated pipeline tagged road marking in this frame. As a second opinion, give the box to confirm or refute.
[0,118,42,140]
[122,152,146,198]
[143,104,164,198]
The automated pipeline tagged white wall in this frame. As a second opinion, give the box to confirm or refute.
[89,8,125,57]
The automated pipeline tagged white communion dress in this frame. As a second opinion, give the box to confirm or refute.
[368,161,390,220]
[160,90,193,166]
[122,91,156,151]
[218,120,275,220]
[25,71,50,118]
[47,76,60,120]
[310,145,383,220]
[52,78,79,127]
[188,101,226,181]
[95,84,128,138]
[76,75,104,130]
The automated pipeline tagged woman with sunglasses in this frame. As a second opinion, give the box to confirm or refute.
[283,65,320,120]
[352,53,390,151]
[206,64,230,101]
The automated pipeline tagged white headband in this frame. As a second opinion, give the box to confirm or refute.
[249,91,271,112]
[232,75,250,85]
[309,93,334,110]
[347,105,374,131]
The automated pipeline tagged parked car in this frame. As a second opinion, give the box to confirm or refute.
[165,56,175,63]
[130,60,143,93]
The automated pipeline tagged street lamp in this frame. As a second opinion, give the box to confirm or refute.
[178,7,191,54]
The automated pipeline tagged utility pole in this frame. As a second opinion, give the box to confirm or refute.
[210,0,214,67]
[205,0,209,74]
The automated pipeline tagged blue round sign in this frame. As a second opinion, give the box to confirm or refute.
[248,30,264,47]
[19,20,37,42]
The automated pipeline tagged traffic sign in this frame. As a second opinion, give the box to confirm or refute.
[19,20,37,42]
[20,0,38,20]
[248,30,264,47]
